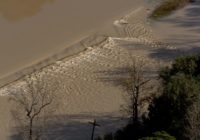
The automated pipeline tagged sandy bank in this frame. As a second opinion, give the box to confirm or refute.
[0,3,158,139]
[2,1,199,140]
[151,2,200,58]
[0,0,144,87]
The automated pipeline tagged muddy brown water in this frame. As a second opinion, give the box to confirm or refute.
[0,0,144,87]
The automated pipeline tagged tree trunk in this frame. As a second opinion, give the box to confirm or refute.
[29,118,33,140]
[133,86,139,124]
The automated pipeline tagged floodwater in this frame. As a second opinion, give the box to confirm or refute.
[0,0,143,81]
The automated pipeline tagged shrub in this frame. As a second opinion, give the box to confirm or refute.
[150,0,191,19]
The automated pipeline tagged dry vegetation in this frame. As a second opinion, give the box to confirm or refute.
[9,74,59,140]
[150,0,192,19]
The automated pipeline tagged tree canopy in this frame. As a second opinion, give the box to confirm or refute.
[140,131,176,140]
[147,55,200,139]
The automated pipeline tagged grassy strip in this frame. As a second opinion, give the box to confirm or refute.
[150,0,192,19]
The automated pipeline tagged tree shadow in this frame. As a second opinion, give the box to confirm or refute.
[158,2,200,29]
[186,3,200,17]
[10,113,128,140]
[149,47,200,61]
[96,65,158,89]
[152,2,200,49]
[149,45,200,61]
[149,2,200,61]
[165,35,200,48]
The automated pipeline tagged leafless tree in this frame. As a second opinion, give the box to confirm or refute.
[9,73,59,140]
[121,57,156,124]
[185,101,200,140]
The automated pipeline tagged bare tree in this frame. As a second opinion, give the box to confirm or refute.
[10,73,59,140]
[185,101,200,140]
[121,57,156,124]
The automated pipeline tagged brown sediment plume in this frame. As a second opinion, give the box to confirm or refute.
[0,0,55,21]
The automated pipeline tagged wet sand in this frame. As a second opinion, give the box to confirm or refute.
[150,2,200,60]
[0,3,155,139]
[0,0,144,86]
[1,1,199,140]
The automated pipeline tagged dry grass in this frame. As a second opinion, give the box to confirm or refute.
[150,0,191,19]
